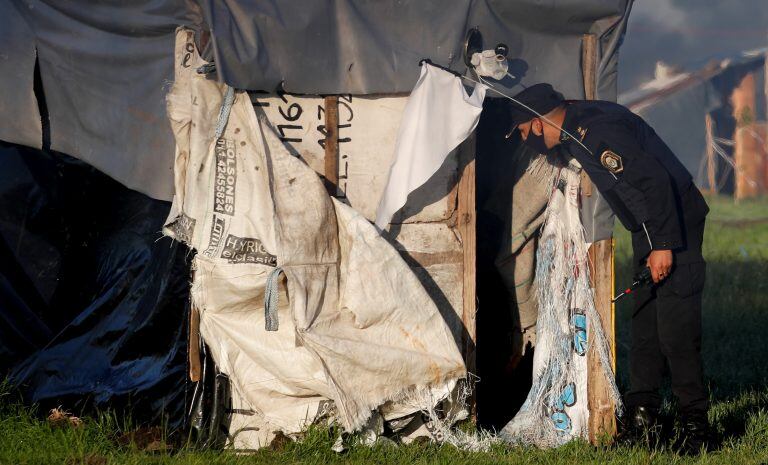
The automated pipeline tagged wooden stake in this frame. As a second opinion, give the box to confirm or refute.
[189,305,202,382]
[705,113,717,194]
[324,96,339,196]
[582,32,617,444]
[587,242,617,444]
[457,134,477,418]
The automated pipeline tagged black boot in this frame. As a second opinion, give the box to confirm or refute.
[675,412,710,456]
[620,406,663,448]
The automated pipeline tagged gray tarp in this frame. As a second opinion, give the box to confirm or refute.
[202,0,631,97]
[0,4,41,149]
[1,0,631,209]
[2,0,201,201]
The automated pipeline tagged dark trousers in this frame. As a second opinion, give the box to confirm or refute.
[624,185,709,415]
[624,259,708,414]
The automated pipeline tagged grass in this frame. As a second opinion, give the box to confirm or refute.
[2,194,767,465]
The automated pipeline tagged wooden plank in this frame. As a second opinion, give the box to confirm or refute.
[611,238,616,373]
[581,34,598,100]
[582,31,617,444]
[580,34,597,197]
[324,96,339,196]
[459,159,477,364]
[457,133,477,416]
[189,305,201,382]
[587,241,617,444]
[580,170,593,197]
[252,94,455,221]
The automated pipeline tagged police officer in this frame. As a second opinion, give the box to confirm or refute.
[506,84,710,454]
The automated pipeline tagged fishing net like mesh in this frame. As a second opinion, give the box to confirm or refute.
[500,162,622,448]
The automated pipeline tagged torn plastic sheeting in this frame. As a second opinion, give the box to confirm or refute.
[0,269,52,374]
[11,236,190,418]
[162,28,466,449]
[0,144,192,429]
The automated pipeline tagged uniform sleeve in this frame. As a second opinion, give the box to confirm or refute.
[583,122,683,250]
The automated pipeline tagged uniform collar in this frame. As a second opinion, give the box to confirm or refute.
[559,101,588,144]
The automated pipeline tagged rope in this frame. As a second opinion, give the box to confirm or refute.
[264,267,284,331]
[465,73,598,160]
[711,137,758,188]
[214,86,235,140]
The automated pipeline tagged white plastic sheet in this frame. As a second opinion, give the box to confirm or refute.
[375,64,487,229]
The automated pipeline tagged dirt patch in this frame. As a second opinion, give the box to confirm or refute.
[116,426,170,452]
[268,431,292,451]
[65,453,107,465]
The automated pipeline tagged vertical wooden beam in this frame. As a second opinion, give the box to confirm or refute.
[457,134,477,417]
[705,113,717,194]
[587,242,617,444]
[582,34,598,100]
[610,238,616,374]
[581,34,597,197]
[189,304,202,382]
[582,32,618,444]
[324,96,339,196]
[732,72,757,200]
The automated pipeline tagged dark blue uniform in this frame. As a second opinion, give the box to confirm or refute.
[560,100,710,416]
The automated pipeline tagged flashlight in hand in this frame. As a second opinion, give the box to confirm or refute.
[612,267,653,303]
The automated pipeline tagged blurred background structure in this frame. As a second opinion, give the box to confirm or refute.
[620,0,768,199]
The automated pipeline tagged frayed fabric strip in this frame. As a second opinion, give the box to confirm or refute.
[215,86,235,140]
[264,267,284,331]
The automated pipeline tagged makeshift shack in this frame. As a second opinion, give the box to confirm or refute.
[0,0,633,449]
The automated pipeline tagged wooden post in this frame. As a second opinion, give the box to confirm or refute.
[582,32,618,444]
[732,72,758,200]
[189,305,202,382]
[580,34,597,198]
[324,96,339,196]
[705,113,717,194]
[587,242,617,444]
[457,134,477,417]
[582,34,598,100]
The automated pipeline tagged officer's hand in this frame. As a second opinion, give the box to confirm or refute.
[646,250,673,283]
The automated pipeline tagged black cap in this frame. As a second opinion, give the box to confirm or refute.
[507,83,565,131]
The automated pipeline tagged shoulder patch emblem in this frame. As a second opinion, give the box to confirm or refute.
[561,126,589,143]
[600,150,623,174]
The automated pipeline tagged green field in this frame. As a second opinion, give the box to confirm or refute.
[2,195,767,465]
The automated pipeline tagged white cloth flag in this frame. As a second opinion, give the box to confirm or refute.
[375,64,487,229]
